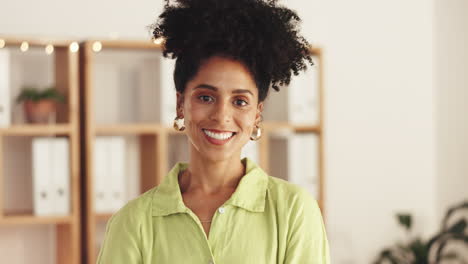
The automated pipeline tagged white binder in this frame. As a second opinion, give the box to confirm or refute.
[288,62,319,125]
[0,49,10,127]
[51,138,70,215]
[93,137,109,213]
[33,138,53,216]
[289,133,319,198]
[108,137,126,211]
[94,136,126,213]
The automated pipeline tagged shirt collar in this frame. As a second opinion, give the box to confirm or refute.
[152,157,269,216]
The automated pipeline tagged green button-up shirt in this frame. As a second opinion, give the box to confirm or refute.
[97,158,330,264]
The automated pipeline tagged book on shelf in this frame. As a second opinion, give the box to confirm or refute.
[0,49,11,127]
[94,136,126,214]
[32,137,70,216]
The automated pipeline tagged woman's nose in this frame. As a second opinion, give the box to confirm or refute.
[209,100,232,123]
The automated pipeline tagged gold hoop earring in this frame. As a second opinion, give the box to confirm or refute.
[250,125,262,141]
[173,116,185,131]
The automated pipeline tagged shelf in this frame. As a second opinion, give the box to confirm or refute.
[0,211,74,225]
[85,39,162,50]
[94,123,164,135]
[262,121,321,133]
[0,124,72,136]
[94,213,114,222]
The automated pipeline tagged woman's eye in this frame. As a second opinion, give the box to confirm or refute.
[198,95,214,103]
[234,99,248,106]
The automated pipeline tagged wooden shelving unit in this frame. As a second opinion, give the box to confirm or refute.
[79,39,166,264]
[0,37,81,264]
[80,40,324,264]
[0,36,324,263]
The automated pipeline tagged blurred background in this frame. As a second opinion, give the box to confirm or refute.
[1,0,467,263]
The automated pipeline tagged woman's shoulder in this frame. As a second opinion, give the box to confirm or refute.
[265,175,319,210]
[108,186,158,225]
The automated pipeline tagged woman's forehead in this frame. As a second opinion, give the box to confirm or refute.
[187,56,258,94]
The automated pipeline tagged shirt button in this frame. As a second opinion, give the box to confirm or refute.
[218,207,226,214]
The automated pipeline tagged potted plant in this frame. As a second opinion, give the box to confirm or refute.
[16,86,66,123]
[374,200,468,264]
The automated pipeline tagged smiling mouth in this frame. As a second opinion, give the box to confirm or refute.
[202,129,237,141]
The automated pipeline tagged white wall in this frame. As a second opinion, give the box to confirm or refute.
[0,0,161,39]
[287,0,438,263]
[1,0,467,263]
[434,0,468,220]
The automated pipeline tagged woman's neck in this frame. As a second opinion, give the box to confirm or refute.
[179,150,246,195]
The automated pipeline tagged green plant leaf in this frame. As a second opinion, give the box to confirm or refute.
[397,213,412,230]
[441,251,458,260]
[448,219,466,234]
[16,86,65,104]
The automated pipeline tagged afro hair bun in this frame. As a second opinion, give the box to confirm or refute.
[150,0,313,101]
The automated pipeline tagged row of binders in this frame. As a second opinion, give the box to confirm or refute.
[31,136,128,216]
[32,137,70,216]
[93,136,126,214]
[30,133,318,216]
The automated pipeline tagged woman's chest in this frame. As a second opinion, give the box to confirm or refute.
[147,207,284,264]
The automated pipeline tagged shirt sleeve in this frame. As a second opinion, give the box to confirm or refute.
[283,189,331,264]
[96,211,143,264]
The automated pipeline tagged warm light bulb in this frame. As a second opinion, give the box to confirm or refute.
[20,41,29,52]
[92,41,102,52]
[45,44,54,55]
[0,39,5,48]
[69,42,79,53]
[153,37,164,45]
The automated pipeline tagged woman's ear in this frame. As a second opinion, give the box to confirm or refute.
[255,102,264,124]
[176,92,184,117]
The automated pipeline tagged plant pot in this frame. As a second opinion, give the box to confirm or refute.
[23,99,57,123]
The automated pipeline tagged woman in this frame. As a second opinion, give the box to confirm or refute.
[97,0,330,263]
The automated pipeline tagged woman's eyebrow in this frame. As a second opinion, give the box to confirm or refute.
[194,84,253,95]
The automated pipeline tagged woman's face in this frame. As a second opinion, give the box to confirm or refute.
[177,56,263,162]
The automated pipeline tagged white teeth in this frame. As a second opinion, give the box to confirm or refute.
[203,129,235,140]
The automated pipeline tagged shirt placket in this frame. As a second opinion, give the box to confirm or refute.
[185,208,217,264]
[185,205,229,264]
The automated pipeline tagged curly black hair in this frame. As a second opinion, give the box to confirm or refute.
[150,0,313,102]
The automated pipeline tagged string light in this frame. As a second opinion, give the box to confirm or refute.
[0,39,5,48]
[69,42,79,53]
[92,41,102,52]
[45,44,54,55]
[20,41,29,52]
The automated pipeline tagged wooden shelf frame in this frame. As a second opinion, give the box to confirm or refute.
[0,36,82,264]
[80,40,164,264]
